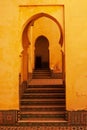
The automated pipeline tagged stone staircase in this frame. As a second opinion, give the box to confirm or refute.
[18,68,66,124]
[32,68,51,79]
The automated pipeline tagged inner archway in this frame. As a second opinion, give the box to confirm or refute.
[35,35,49,69]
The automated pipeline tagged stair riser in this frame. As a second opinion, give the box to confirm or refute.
[21,102,65,106]
[33,73,51,75]
[21,100,65,102]
[22,96,65,99]
[20,108,66,112]
[28,85,64,88]
[33,70,51,73]
[33,76,51,78]
[20,114,65,119]
[20,111,66,114]
[23,93,65,95]
[25,87,65,90]
[24,90,65,93]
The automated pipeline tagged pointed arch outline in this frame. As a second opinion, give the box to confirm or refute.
[22,12,64,48]
[35,35,49,48]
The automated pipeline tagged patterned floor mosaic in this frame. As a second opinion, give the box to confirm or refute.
[0,126,87,130]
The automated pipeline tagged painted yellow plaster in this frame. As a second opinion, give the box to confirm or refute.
[65,0,87,110]
[0,0,87,110]
[0,0,20,109]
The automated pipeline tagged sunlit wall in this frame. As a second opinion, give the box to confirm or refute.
[0,0,87,110]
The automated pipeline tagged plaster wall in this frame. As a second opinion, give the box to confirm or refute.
[65,0,87,110]
[0,0,20,109]
[0,0,87,110]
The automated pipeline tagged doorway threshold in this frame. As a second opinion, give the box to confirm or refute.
[29,79,63,85]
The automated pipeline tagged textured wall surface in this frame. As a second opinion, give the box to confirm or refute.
[0,0,87,110]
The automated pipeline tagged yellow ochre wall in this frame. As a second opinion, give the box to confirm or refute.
[0,0,87,110]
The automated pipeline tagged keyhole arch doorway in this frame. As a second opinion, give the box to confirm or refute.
[35,35,49,69]
[21,12,64,82]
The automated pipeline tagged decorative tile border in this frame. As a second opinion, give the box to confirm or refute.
[0,126,86,130]
[67,110,87,126]
[0,110,17,125]
[0,110,87,126]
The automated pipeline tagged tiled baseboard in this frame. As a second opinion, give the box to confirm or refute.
[0,110,17,125]
[67,110,87,126]
[0,126,87,130]
[0,110,87,126]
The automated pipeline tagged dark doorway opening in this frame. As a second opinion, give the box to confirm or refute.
[35,35,49,69]
[35,56,42,69]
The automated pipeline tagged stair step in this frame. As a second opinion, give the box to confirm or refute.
[22,95,65,99]
[28,79,63,85]
[32,74,51,76]
[21,99,65,102]
[32,69,51,79]
[21,101,65,105]
[28,85,64,88]
[24,90,65,93]
[26,88,64,91]
[20,105,65,108]
[33,73,51,74]
[20,107,65,112]
[23,93,65,96]
[33,70,51,72]
[33,73,51,75]
[20,111,65,115]
[25,88,65,93]
[33,76,51,78]
[20,114,65,119]
[18,119,67,123]
[33,69,51,72]
[21,99,65,105]
[20,105,66,111]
